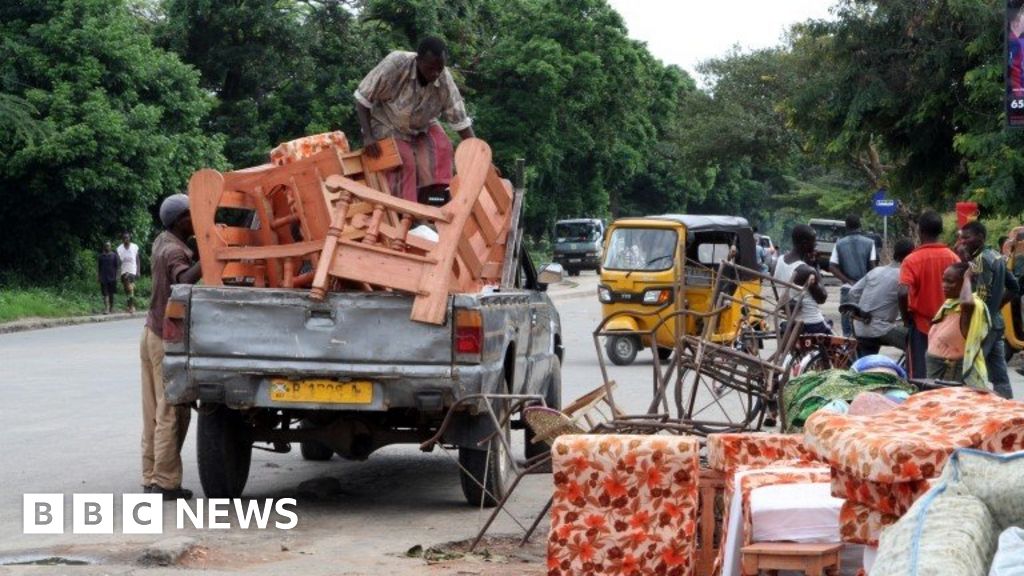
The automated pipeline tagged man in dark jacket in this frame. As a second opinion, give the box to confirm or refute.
[957,220,1020,398]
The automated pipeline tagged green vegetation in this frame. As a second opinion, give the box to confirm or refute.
[0,254,151,322]
[2,0,1023,322]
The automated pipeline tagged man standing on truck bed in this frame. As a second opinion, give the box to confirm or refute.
[355,36,475,205]
[829,215,877,337]
[140,194,201,500]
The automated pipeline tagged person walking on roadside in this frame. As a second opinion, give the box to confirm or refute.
[97,241,119,315]
[117,232,141,314]
[847,238,914,357]
[829,215,877,337]
[956,220,1020,398]
[140,194,201,500]
[899,211,960,379]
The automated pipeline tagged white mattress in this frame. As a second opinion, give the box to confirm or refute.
[750,482,843,543]
[722,473,863,576]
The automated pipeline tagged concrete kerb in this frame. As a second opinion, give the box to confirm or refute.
[0,277,598,335]
[0,312,140,335]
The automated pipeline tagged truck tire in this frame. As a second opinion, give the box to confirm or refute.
[197,403,253,498]
[657,346,673,361]
[459,397,514,507]
[606,334,639,366]
[525,358,562,461]
[299,419,333,461]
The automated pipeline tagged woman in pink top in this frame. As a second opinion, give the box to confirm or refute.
[926,262,990,386]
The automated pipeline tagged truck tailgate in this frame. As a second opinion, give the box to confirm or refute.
[187,287,452,365]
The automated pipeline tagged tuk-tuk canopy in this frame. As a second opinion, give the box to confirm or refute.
[649,214,750,231]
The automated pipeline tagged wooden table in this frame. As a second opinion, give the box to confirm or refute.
[740,542,842,576]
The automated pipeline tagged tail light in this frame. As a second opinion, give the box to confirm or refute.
[454,309,483,363]
[163,299,187,348]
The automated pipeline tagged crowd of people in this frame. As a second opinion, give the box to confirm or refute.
[775,211,1022,399]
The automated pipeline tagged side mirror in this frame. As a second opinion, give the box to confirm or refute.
[538,263,565,286]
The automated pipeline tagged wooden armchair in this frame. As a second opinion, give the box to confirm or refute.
[310,138,514,324]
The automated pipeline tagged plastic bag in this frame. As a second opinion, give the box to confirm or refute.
[990,526,1024,576]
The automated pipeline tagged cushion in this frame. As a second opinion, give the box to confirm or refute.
[269,131,350,165]
[829,467,930,516]
[706,432,815,474]
[872,449,1024,576]
[548,435,700,576]
[803,387,1024,483]
[839,501,899,546]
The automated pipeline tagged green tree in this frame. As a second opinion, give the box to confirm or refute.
[0,0,225,280]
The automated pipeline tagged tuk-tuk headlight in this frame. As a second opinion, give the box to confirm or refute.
[643,289,671,305]
[598,286,612,303]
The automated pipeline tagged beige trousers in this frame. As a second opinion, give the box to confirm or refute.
[140,328,191,489]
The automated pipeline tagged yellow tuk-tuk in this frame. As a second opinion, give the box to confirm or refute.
[598,215,762,365]
[1003,226,1024,361]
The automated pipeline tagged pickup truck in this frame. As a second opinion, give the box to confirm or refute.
[162,251,564,506]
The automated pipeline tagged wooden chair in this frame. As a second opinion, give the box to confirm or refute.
[310,138,514,325]
[741,542,842,576]
[188,137,402,289]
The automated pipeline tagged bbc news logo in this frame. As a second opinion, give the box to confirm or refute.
[23,494,297,534]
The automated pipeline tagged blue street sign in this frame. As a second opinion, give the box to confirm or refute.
[872,190,897,217]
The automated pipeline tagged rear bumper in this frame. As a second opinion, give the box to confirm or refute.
[163,355,500,413]
[554,253,601,268]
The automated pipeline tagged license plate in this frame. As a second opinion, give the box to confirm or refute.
[569,258,581,263]
[269,379,373,404]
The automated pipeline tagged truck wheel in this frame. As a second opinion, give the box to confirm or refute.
[197,403,252,498]
[459,399,515,507]
[525,358,562,461]
[657,347,673,361]
[606,334,639,366]
[299,420,333,461]
[569,269,581,277]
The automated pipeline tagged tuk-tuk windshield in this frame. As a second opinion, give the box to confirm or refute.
[555,222,601,243]
[603,228,677,271]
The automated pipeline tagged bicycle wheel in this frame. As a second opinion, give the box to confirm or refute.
[675,362,765,434]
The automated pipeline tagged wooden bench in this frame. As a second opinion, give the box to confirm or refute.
[741,542,842,576]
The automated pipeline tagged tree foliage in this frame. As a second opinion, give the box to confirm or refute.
[3,0,1022,282]
[0,0,225,280]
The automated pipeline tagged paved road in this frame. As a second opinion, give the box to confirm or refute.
[0,273,1020,574]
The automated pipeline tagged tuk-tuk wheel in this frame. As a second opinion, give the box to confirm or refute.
[606,334,640,366]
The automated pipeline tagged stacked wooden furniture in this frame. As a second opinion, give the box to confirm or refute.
[187,133,515,325]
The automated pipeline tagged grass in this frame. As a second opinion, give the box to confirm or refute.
[0,277,151,323]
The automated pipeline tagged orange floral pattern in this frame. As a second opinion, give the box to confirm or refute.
[839,501,899,546]
[803,387,1024,483]
[716,463,832,573]
[706,433,816,474]
[269,131,351,165]
[548,435,700,576]
[829,468,931,516]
